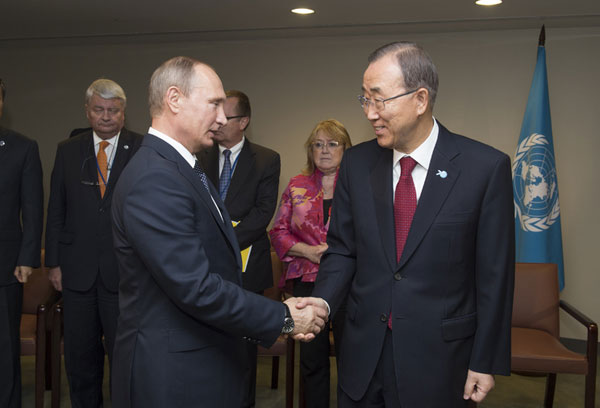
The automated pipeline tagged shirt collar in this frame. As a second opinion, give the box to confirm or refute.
[393,119,439,171]
[148,126,197,168]
[218,135,245,156]
[93,130,120,147]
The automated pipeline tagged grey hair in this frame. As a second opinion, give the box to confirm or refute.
[85,79,126,106]
[148,56,204,117]
[368,42,439,108]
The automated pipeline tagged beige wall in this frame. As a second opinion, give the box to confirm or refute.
[1,26,598,340]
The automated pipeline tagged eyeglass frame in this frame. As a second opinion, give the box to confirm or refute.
[311,140,342,151]
[80,155,111,187]
[226,115,245,121]
[357,88,418,112]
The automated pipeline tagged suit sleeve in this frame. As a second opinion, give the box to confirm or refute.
[312,153,357,316]
[45,145,66,267]
[17,139,43,268]
[121,167,285,346]
[469,154,515,375]
[233,152,280,249]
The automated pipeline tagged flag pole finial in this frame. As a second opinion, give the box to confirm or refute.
[538,25,546,47]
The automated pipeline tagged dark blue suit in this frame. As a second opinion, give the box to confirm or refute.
[313,123,515,407]
[111,135,285,408]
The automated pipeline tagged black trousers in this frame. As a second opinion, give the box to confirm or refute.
[0,283,23,408]
[293,279,346,408]
[337,329,401,408]
[62,275,119,408]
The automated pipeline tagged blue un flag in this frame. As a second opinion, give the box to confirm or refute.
[512,29,565,290]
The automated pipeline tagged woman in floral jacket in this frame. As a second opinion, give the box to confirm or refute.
[270,119,352,408]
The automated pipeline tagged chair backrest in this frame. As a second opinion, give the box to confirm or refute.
[22,250,55,315]
[512,263,560,338]
[264,251,284,302]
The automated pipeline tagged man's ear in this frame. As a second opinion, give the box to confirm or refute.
[239,116,250,131]
[414,88,430,116]
[165,86,182,114]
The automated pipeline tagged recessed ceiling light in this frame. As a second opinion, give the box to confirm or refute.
[291,8,315,15]
[475,0,502,5]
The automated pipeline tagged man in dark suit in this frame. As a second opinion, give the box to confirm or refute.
[111,56,327,408]
[0,78,44,408]
[45,78,143,407]
[198,89,280,408]
[304,42,515,407]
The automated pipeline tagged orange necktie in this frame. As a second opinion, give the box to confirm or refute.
[97,141,109,197]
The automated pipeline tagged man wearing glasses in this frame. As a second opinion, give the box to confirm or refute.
[0,78,44,408]
[45,79,143,407]
[198,90,280,408]
[305,42,515,407]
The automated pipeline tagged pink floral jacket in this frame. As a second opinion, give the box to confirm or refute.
[269,169,338,288]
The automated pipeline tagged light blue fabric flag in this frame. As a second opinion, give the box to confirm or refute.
[512,27,565,290]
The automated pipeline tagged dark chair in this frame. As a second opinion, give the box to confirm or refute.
[257,251,295,408]
[20,250,60,408]
[511,263,597,408]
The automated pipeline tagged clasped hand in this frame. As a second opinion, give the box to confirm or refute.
[283,297,329,342]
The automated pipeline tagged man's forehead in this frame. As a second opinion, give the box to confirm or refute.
[89,95,124,106]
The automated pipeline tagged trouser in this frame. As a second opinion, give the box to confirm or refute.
[0,283,23,408]
[63,275,119,408]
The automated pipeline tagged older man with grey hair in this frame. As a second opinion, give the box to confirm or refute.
[45,78,143,407]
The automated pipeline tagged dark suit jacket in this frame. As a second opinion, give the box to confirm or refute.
[45,128,143,291]
[0,127,43,285]
[111,135,285,408]
[313,123,515,407]
[199,139,280,292]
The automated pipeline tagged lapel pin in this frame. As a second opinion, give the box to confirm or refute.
[0,140,5,147]
[123,144,129,150]
[436,170,448,179]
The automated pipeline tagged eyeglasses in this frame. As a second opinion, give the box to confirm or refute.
[226,115,245,120]
[357,89,418,112]
[312,141,341,150]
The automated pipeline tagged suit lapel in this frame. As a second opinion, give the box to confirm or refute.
[80,132,101,200]
[144,136,241,268]
[177,159,242,268]
[370,147,398,272]
[397,125,461,270]
[224,140,253,206]
[103,129,134,202]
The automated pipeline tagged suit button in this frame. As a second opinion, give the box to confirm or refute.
[99,208,104,213]
[394,272,402,280]
[380,314,387,322]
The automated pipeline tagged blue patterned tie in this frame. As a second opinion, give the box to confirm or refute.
[193,160,211,194]
[219,149,232,200]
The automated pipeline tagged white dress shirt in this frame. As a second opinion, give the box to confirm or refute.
[392,119,439,203]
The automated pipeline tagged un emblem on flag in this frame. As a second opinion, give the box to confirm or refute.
[512,133,560,232]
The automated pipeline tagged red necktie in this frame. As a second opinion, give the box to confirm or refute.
[389,156,417,329]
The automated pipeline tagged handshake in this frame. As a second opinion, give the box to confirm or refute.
[283,297,329,342]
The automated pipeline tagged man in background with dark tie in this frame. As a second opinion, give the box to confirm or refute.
[198,89,280,408]
[45,79,143,407]
[0,78,44,408]
[304,42,515,407]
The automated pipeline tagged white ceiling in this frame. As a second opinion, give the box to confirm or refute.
[1,0,599,41]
